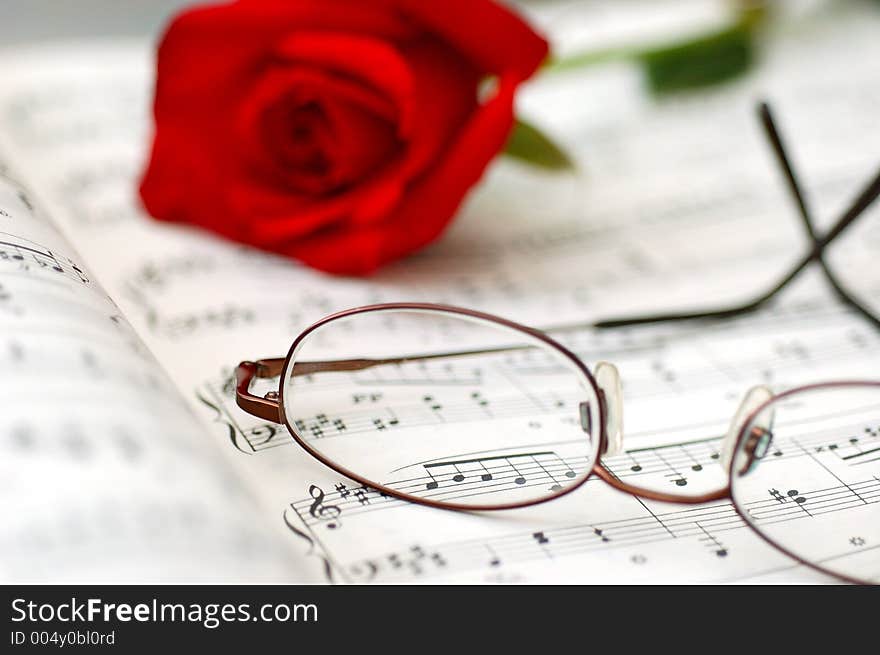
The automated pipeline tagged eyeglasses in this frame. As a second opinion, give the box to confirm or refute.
[235,103,880,584]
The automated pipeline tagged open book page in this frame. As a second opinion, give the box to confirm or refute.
[0,163,303,582]
[0,3,878,582]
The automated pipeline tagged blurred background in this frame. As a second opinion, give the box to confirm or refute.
[1,1,186,43]
[3,0,877,316]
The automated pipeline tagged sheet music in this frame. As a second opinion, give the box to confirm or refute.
[0,164,302,582]
[0,3,878,583]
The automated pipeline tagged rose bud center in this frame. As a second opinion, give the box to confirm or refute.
[251,76,405,197]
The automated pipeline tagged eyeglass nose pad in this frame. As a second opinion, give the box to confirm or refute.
[593,361,624,456]
[720,385,774,473]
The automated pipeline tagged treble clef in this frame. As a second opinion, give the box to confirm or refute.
[308,484,341,529]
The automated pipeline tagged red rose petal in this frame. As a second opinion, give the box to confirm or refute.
[275,31,416,137]
[393,0,548,79]
[236,65,402,195]
[141,1,415,232]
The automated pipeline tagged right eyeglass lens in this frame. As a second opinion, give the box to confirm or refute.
[729,384,880,583]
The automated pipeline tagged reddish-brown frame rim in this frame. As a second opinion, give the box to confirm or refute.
[728,380,880,585]
[250,302,733,506]
[276,302,608,512]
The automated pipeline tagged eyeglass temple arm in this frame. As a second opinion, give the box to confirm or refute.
[235,360,285,423]
[235,345,538,420]
[758,102,880,330]
[594,102,880,330]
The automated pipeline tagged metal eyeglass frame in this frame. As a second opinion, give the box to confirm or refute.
[235,102,880,584]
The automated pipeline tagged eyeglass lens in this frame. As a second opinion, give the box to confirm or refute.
[281,308,602,508]
[730,383,880,583]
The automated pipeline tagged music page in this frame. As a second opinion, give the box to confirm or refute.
[1,3,878,582]
[0,164,302,581]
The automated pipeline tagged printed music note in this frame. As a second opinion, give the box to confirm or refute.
[0,238,91,286]
[372,544,448,578]
[354,488,371,506]
[245,424,279,448]
[408,550,435,575]
[656,450,688,486]
[696,523,728,557]
[349,559,379,582]
[423,395,444,416]
[419,451,577,495]
[471,391,492,416]
[768,488,807,507]
[509,457,527,486]
[680,445,704,472]
[308,484,342,529]
[831,433,880,466]
[626,452,643,473]
[353,393,383,404]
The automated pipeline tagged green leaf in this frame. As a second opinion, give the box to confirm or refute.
[503,118,575,171]
[638,22,755,95]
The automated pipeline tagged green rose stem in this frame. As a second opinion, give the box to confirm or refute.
[505,2,767,171]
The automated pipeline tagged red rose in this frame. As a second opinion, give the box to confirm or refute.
[139,0,548,275]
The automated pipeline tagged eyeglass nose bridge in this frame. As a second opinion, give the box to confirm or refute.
[579,361,624,457]
[721,384,775,474]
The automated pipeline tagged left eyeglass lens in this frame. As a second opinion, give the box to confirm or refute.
[281,308,602,508]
